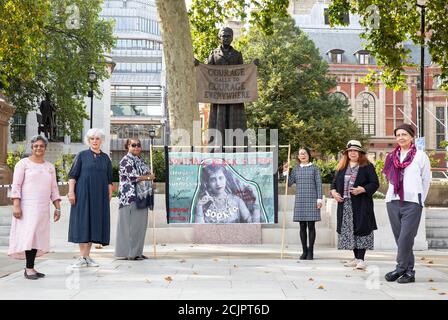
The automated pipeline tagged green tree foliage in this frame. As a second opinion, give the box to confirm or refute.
[236,17,367,159]
[6,144,26,170]
[188,0,289,62]
[328,0,448,91]
[0,0,115,136]
[0,0,50,88]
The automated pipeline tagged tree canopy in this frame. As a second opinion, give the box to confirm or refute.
[236,16,367,157]
[189,0,289,64]
[0,0,115,136]
[328,0,448,91]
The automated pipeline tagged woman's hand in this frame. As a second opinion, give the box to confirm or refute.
[330,189,344,202]
[54,210,61,222]
[282,162,289,175]
[12,206,22,219]
[68,192,76,205]
[350,186,366,196]
[316,202,323,209]
[198,195,213,206]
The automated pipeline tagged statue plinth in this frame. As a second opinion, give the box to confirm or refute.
[0,94,15,205]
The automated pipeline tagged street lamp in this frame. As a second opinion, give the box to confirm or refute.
[417,0,427,138]
[87,67,97,129]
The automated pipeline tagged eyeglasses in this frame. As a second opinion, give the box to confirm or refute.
[32,145,46,149]
[131,143,141,148]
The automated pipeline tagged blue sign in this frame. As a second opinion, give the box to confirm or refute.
[415,137,425,151]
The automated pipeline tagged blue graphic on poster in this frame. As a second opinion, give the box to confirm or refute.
[166,152,277,224]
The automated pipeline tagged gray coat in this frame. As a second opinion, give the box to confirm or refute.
[288,164,323,222]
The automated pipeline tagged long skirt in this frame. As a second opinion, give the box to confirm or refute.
[338,198,374,250]
[115,202,148,258]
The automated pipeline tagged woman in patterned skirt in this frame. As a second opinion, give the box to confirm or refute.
[330,140,379,270]
[284,147,323,260]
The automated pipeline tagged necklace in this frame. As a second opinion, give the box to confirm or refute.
[204,194,239,222]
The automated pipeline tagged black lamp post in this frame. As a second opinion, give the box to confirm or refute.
[87,67,97,129]
[417,0,427,138]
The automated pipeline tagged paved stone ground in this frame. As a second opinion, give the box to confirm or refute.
[0,244,447,300]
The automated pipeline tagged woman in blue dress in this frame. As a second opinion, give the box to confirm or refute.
[67,128,113,268]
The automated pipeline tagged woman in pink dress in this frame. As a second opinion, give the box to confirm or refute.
[8,135,61,280]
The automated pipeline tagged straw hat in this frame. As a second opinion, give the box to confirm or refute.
[344,140,366,154]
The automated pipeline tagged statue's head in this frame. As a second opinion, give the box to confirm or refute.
[45,92,51,100]
[218,27,233,46]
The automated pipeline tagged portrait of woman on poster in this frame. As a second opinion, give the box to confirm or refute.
[192,161,261,223]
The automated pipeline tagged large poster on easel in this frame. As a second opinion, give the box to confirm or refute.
[166,151,277,224]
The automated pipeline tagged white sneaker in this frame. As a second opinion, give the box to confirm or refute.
[344,259,358,267]
[354,260,367,270]
[85,256,99,267]
[71,257,88,268]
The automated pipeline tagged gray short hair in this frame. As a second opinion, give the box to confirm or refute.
[84,128,105,146]
[30,134,49,147]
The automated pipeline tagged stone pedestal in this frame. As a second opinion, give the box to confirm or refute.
[193,224,262,244]
[0,94,15,205]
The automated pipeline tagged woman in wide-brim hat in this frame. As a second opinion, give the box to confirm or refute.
[330,140,379,270]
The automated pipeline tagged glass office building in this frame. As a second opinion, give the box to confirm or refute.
[100,0,166,161]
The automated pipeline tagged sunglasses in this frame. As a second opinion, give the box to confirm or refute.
[131,143,141,148]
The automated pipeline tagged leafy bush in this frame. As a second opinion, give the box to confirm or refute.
[146,149,166,183]
[54,152,75,182]
[112,161,119,182]
[374,159,387,185]
[314,159,338,183]
[6,144,26,170]
[373,191,386,199]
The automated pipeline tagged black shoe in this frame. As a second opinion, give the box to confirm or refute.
[35,272,45,278]
[139,255,149,260]
[306,248,314,260]
[299,248,308,260]
[397,273,415,284]
[24,269,39,280]
[385,270,404,282]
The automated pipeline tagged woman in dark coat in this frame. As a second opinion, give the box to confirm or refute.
[67,128,113,268]
[330,140,379,270]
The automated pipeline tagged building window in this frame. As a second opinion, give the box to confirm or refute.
[111,85,163,117]
[355,51,370,65]
[328,49,344,64]
[436,106,447,150]
[433,75,442,89]
[355,92,376,135]
[10,113,26,143]
[331,91,349,104]
[114,62,162,73]
[324,8,349,25]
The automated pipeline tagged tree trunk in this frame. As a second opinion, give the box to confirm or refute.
[156,0,199,145]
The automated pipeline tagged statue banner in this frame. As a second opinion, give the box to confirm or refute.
[166,151,277,224]
[196,63,258,104]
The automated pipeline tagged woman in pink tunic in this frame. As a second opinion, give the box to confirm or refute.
[8,135,61,280]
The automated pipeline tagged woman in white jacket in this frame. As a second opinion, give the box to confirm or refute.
[382,123,431,284]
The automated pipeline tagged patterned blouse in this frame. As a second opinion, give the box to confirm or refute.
[343,165,359,198]
[118,153,150,208]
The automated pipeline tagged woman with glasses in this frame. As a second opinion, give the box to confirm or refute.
[115,138,155,260]
[8,135,61,279]
[68,128,113,268]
